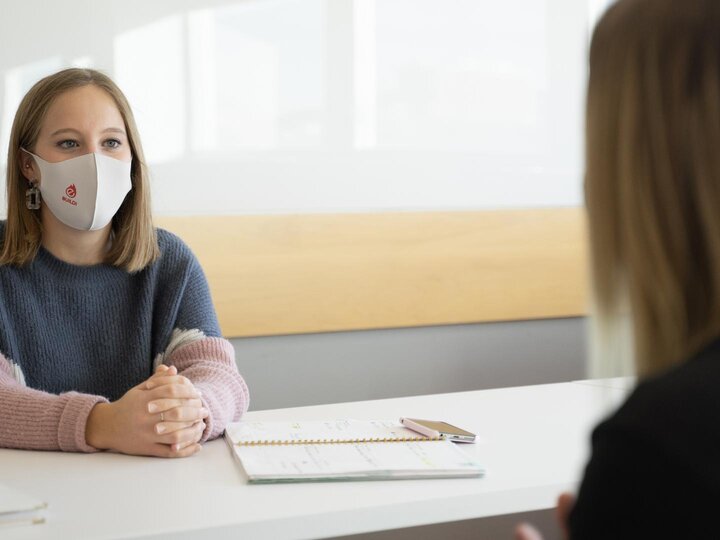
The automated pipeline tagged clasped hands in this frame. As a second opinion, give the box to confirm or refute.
[86,364,208,458]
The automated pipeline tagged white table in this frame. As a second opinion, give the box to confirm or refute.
[0,380,630,539]
[574,376,636,391]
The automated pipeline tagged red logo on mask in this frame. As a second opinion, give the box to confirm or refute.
[65,184,77,198]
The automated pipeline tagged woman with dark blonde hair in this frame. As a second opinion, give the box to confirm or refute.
[0,68,249,457]
[517,0,720,537]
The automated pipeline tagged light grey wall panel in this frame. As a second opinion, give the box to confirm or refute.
[231,317,587,411]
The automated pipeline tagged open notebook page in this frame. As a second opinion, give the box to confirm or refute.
[231,439,484,483]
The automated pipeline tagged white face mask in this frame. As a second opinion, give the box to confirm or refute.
[23,150,132,231]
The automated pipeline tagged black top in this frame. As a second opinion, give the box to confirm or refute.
[569,337,720,539]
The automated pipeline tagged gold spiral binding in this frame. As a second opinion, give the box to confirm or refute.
[236,434,443,446]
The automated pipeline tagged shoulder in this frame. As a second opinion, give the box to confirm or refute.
[148,227,207,284]
[570,342,720,536]
[594,337,720,479]
[155,228,200,269]
[610,339,720,428]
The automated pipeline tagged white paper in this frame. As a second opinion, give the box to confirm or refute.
[231,439,484,482]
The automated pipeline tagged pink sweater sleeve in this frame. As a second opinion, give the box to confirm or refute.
[165,337,250,441]
[0,354,108,452]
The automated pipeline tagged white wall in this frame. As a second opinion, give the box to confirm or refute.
[235,317,587,410]
[0,0,615,217]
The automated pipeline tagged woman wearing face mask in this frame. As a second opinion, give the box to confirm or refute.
[0,68,249,458]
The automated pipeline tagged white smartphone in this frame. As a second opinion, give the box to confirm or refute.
[401,418,476,443]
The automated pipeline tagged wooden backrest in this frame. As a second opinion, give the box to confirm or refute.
[157,208,588,338]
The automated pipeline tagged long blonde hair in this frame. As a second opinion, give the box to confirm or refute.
[1,68,159,272]
[587,0,720,375]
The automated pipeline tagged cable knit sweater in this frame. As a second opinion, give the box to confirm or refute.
[0,222,249,452]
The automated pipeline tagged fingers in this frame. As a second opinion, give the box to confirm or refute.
[514,523,544,540]
[147,383,202,400]
[149,365,177,381]
[155,419,197,435]
[168,443,202,458]
[147,398,203,414]
[556,492,575,540]
[157,421,206,449]
[132,365,178,391]
[149,442,202,459]
[154,406,209,430]
[146,374,193,390]
[153,364,177,376]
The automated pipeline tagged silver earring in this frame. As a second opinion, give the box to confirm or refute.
[26,181,41,210]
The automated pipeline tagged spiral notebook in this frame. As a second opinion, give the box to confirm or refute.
[224,419,484,483]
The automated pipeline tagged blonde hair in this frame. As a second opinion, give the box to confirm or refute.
[586,0,720,375]
[1,68,159,272]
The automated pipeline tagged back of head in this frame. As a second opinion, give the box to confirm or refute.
[586,0,720,375]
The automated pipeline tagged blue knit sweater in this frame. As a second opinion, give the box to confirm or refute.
[0,221,221,402]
